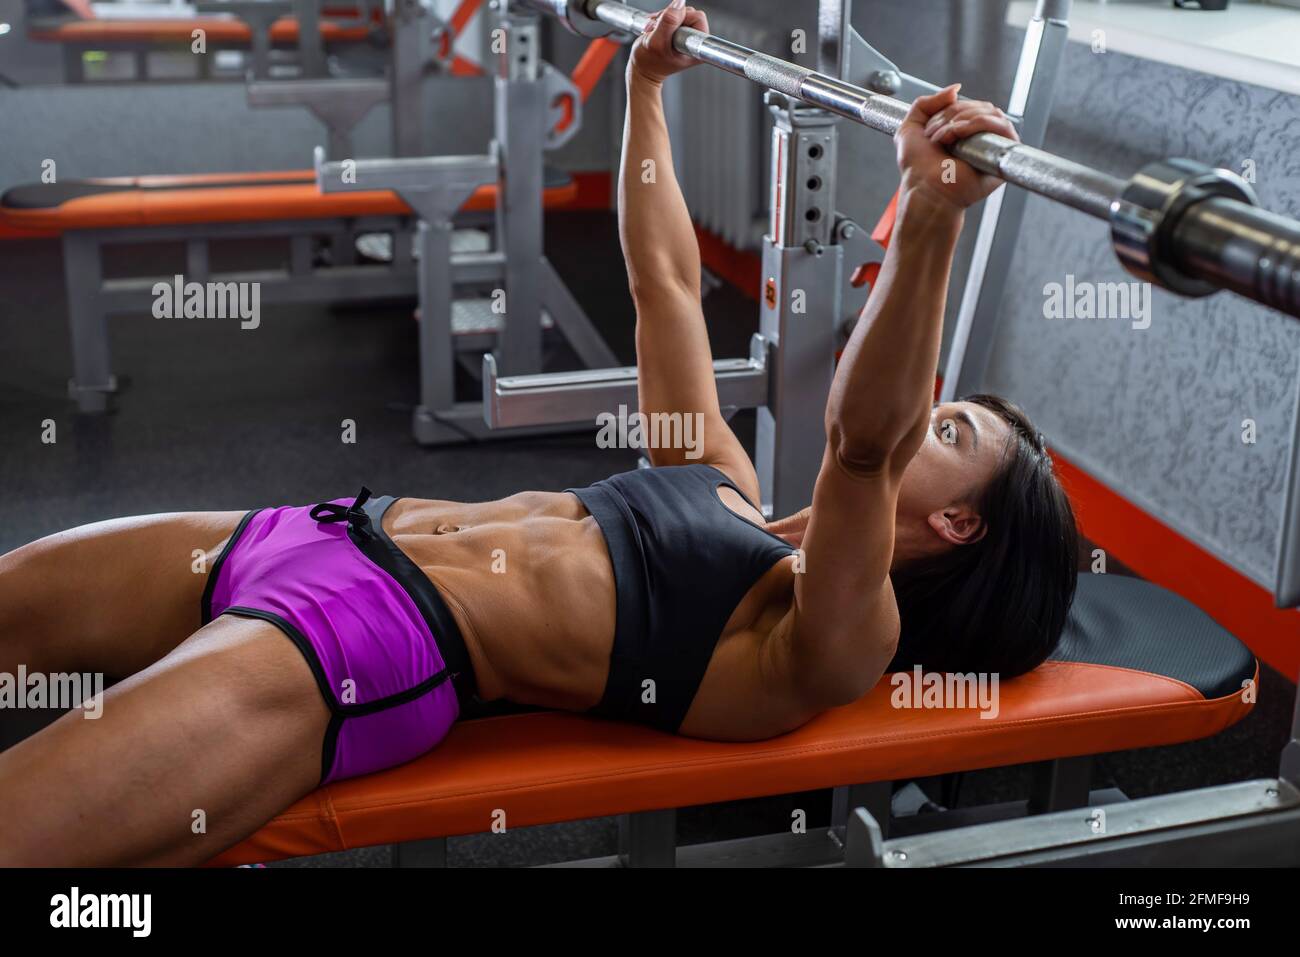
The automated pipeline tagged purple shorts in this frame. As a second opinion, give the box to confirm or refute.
[202,488,475,785]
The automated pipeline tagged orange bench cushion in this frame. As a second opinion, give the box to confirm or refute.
[28,18,373,45]
[0,170,579,235]
[210,659,1254,866]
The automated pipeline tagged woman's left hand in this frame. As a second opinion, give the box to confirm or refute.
[629,0,710,85]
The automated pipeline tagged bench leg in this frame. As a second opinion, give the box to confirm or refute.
[1028,755,1093,814]
[64,233,115,414]
[832,782,892,842]
[618,810,676,868]
[411,219,459,443]
[391,838,448,867]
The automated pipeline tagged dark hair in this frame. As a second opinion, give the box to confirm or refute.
[887,393,1079,678]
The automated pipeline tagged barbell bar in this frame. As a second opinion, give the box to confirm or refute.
[518,0,1300,319]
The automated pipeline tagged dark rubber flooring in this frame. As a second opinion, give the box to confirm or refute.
[0,212,1293,866]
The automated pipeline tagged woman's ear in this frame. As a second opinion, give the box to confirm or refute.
[927,505,987,547]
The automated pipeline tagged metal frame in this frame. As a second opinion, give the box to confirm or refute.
[310,4,616,444]
[62,216,415,412]
[381,754,1129,868]
[246,77,390,161]
[56,1,612,436]
[524,0,1300,320]
[478,0,1066,517]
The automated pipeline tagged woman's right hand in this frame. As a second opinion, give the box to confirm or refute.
[895,85,1017,210]
[629,0,709,85]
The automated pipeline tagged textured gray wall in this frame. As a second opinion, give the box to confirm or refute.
[987,44,1300,587]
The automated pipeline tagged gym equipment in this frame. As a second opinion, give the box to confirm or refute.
[521,0,1300,320]
[314,5,620,444]
[0,2,614,428]
[483,0,1068,520]
[27,1,382,83]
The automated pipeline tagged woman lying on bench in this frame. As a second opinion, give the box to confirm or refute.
[0,2,1077,865]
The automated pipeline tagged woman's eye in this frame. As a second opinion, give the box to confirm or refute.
[938,418,959,446]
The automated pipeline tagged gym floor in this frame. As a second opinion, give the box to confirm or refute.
[0,211,1293,866]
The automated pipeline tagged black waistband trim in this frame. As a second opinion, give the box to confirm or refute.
[201,508,263,625]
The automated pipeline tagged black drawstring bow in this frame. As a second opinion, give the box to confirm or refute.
[310,487,373,530]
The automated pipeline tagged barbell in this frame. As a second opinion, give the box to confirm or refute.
[519,0,1300,319]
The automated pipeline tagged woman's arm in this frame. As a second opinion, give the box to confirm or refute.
[619,2,757,496]
[779,90,1021,707]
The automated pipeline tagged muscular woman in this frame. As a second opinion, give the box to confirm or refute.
[0,2,1077,865]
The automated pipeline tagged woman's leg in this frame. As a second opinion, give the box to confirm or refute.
[0,511,245,679]
[0,613,330,866]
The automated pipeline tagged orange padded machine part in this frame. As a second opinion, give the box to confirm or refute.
[210,660,1254,866]
[28,18,374,44]
[553,37,622,133]
[0,172,581,233]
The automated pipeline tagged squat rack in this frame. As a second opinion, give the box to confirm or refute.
[525,0,1300,321]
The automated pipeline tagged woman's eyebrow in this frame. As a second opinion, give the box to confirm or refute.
[954,409,979,451]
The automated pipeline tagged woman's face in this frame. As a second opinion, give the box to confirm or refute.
[895,401,1012,555]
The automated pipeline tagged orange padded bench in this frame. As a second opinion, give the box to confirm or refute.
[210,573,1257,866]
[27,17,374,45]
[0,169,583,413]
[0,169,578,236]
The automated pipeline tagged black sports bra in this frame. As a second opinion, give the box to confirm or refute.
[567,464,797,732]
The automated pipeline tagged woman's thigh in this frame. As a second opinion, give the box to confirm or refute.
[0,510,246,678]
[0,613,330,866]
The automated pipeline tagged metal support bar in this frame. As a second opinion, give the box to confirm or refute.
[64,233,115,412]
[292,0,328,78]
[521,0,1300,318]
[391,0,435,155]
[483,334,769,428]
[195,1,289,80]
[831,782,891,841]
[846,778,1300,867]
[1282,674,1300,788]
[755,98,840,516]
[816,0,850,78]
[1276,364,1300,608]
[941,1,1067,402]
[248,78,390,161]
[494,32,545,376]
